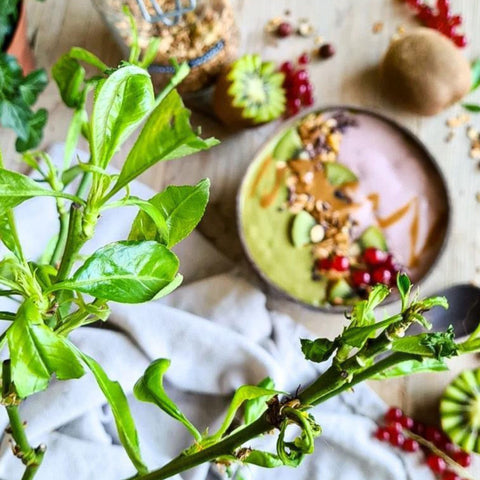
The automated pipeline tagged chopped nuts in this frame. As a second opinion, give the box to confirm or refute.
[310,225,325,243]
[298,19,314,37]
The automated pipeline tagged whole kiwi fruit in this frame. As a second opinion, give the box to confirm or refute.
[380,28,471,116]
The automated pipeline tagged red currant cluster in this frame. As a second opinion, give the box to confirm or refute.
[316,248,401,291]
[280,55,315,117]
[404,0,467,47]
[376,407,472,480]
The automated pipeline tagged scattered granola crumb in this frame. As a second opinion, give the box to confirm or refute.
[467,126,479,140]
[447,113,471,128]
[298,19,314,37]
[391,33,401,42]
[475,192,480,203]
[372,22,384,34]
[467,125,480,160]
[445,131,455,143]
[265,17,283,33]
[284,9,291,16]
[471,148,480,160]
[314,35,324,45]
[397,25,406,35]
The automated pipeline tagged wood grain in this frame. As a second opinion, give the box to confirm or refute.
[1,0,479,419]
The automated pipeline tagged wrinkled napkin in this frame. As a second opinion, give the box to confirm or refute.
[0,145,448,480]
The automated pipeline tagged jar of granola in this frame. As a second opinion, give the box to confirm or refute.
[92,0,239,93]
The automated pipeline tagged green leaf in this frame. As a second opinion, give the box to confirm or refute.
[420,296,449,311]
[244,377,275,425]
[0,168,82,214]
[134,358,201,441]
[6,299,85,398]
[52,54,86,108]
[111,90,218,196]
[371,357,448,380]
[152,273,183,300]
[118,196,169,245]
[392,326,458,360]
[213,385,281,439]
[243,450,284,468]
[463,103,480,113]
[0,98,30,140]
[91,65,154,168]
[53,241,179,303]
[0,212,19,257]
[79,351,147,474]
[15,108,48,152]
[301,338,336,363]
[397,273,411,310]
[68,47,109,72]
[471,59,480,91]
[19,69,48,106]
[128,179,210,248]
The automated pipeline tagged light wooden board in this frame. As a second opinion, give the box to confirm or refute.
[1,0,480,423]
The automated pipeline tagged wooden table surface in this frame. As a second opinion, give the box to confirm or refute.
[2,0,480,425]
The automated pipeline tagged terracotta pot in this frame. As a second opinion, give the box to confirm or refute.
[5,2,35,74]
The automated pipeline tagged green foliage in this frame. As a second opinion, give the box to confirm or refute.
[79,352,147,474]
[243,450,284,468]
[0,0,19,50]
[0,53,47,152]
[134,359,201,441]
[371,357,448,380]
[52,241,179,303]
[244,377,275,425]
[129,179,210,248]
[7,300,84,398]
[301,338,336,363]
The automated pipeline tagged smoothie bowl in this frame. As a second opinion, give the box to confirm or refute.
[238,107,450,310]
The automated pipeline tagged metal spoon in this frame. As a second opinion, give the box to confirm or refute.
[408,284,480,338]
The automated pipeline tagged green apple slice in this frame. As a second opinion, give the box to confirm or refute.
[291,211,317,248]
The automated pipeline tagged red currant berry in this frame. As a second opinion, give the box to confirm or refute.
[400,415,414,430]
[437,0,450,18]
[319,43,335,59]
[277,22,293,38]
[317,257,332,271]
[331,255,350,272]
[452,34,467,47]
[372,267,392,286]
[387,422,403,435]
[293,69,309,86]
[442,441,458,456]
[385,407,404,423]
[418,5,434,22]
[425,426,443,445]
[364,247,387,266]
[287,97,301,116]
[411,421,425,436]
[375,428,390,442]
[448,14,462,27]
[389,432,405,448]
[351,270,371,287]
[298,53,310,65]
[384,254,399,272]
[302,92,315,107]
[403,438,420,452]
[280,61,295,75]
[292,83,307,98]
[453,450,471,467]
[427,455,447,474]
[442,471,461,480]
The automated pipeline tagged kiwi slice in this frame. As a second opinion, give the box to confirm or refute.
[291,211,316,248]
[328,278,355,304]
[325,163,358,186]
[441,368,480,453]
[359,226,388,251]
[213,54,286,128]
[273,127,303,162]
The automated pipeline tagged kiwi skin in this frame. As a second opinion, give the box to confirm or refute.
[380,28,471,116]
[213,66,256,128]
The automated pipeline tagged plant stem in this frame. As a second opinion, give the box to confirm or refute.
[50,202,70,267]
[55,203,85,283]
[130,351,416,480]
[3,363,45,479]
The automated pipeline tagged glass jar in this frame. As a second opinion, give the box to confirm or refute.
[92,0,239,93]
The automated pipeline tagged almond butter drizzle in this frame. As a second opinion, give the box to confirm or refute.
[250,156,274,198]
[377,198,416,229]
[409,199,420,268]
[260,165,287,208]
[367,193,380,211]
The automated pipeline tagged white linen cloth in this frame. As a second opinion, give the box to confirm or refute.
[0,145,462,480]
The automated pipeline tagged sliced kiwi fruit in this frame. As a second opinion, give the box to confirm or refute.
[441,368,480,453]
[328,278,355,304]
[359,226,388,251]
[273,127,303,162]
[291,211,317,248]
[213,54,286,128]
[325,163,358,186]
